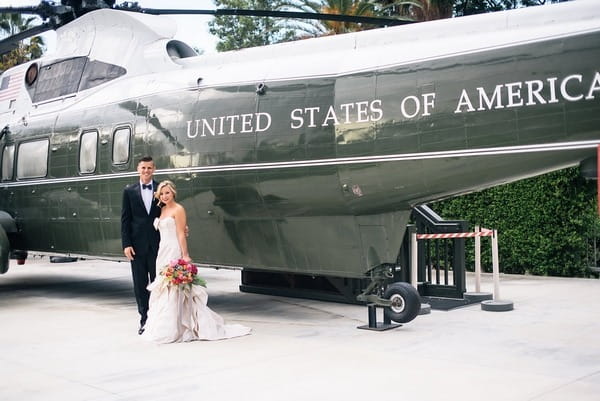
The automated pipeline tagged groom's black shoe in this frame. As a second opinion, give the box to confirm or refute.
[138,316,147,335]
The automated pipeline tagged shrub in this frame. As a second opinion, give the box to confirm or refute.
[430,167,598,277]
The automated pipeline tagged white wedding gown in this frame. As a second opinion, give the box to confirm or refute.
[142,217,251,343]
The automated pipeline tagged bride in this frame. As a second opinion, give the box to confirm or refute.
[142,180,251,343]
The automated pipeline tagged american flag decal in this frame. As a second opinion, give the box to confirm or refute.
[0,69,25,102]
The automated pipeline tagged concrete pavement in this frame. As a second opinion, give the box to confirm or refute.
[0,256,599,401]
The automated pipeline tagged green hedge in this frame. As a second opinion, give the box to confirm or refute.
[429,167,599,277]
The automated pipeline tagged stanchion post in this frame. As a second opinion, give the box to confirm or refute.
[475,225,481,293]
[492,229,500,300]
[410,229,418,289]
[481,229,513,311]
[464,226,493,303]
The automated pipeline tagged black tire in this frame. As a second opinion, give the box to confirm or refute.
[383,282,421,323]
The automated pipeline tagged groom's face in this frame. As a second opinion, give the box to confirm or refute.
[137,161,155,184]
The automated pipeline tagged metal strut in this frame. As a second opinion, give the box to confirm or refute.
[356,265,402,331]
[356,264,393,306]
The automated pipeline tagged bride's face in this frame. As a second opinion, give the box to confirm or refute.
[158,187,175,205]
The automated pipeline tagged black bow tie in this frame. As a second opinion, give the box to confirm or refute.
[142,184,152,190]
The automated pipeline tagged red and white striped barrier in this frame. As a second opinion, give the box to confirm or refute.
[416,229,493,240]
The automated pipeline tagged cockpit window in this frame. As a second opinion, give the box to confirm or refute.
[33,57,87,103]
[79,60,126,91]
[30,57,126,103]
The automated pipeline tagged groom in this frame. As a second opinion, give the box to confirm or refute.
[121,156,161,335]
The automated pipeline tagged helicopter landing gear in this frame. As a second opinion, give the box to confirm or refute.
[356,265,421,331]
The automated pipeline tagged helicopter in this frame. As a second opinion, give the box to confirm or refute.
[0,0,599,324]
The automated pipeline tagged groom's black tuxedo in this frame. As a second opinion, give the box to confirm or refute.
[121,180,161,325]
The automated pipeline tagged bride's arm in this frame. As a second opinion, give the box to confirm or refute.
[175,205,191,262]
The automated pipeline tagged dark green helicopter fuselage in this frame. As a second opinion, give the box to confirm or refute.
[1,3,599,278]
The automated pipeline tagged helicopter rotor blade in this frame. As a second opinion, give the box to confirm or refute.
[0,1,413,58]
[0,2,73,20]
[120,7,413,27]
[0,22,54,55]
[0,2,74,56]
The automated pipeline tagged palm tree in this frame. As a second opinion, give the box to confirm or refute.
[0,13,37,36]
[0,13,45,71]
[284,0,440,36]
[318,0,378,34]
[385,0,454,21]
[283,0,380,36]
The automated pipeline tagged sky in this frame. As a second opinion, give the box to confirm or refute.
[5,0,220,55]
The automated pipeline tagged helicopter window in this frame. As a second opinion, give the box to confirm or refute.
[25,63,38,86]
[16,139,49,179]
[79,60,126,91]
[79,130,98,174]
[33,57,87,103]
[112,126,131,165]
[1,144,15,181]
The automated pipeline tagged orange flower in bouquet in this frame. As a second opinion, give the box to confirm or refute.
[161,258,206,287]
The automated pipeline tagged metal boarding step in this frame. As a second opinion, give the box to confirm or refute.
[411,205,491,309]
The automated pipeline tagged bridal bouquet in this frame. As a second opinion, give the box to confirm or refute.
[161,259,206,287]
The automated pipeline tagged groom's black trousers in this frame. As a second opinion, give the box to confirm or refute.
[130,247,158,324]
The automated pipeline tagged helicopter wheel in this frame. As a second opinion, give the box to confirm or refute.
[383,282,421,323]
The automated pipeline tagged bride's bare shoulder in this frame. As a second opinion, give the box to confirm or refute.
[174,203,187,217]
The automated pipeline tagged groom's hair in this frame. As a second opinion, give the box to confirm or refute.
[138,156,153,164]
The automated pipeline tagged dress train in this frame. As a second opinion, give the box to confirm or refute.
[142,217,251,343]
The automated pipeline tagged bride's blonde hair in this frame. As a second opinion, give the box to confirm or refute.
[155,180,177,206]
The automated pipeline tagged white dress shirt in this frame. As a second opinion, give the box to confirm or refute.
[140,181,153,214]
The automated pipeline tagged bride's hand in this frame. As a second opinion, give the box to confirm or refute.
[182,255,192,263]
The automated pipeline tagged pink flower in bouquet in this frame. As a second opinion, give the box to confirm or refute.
[160,259,206,287]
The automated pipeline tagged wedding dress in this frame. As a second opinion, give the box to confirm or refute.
[142,217,251,343]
